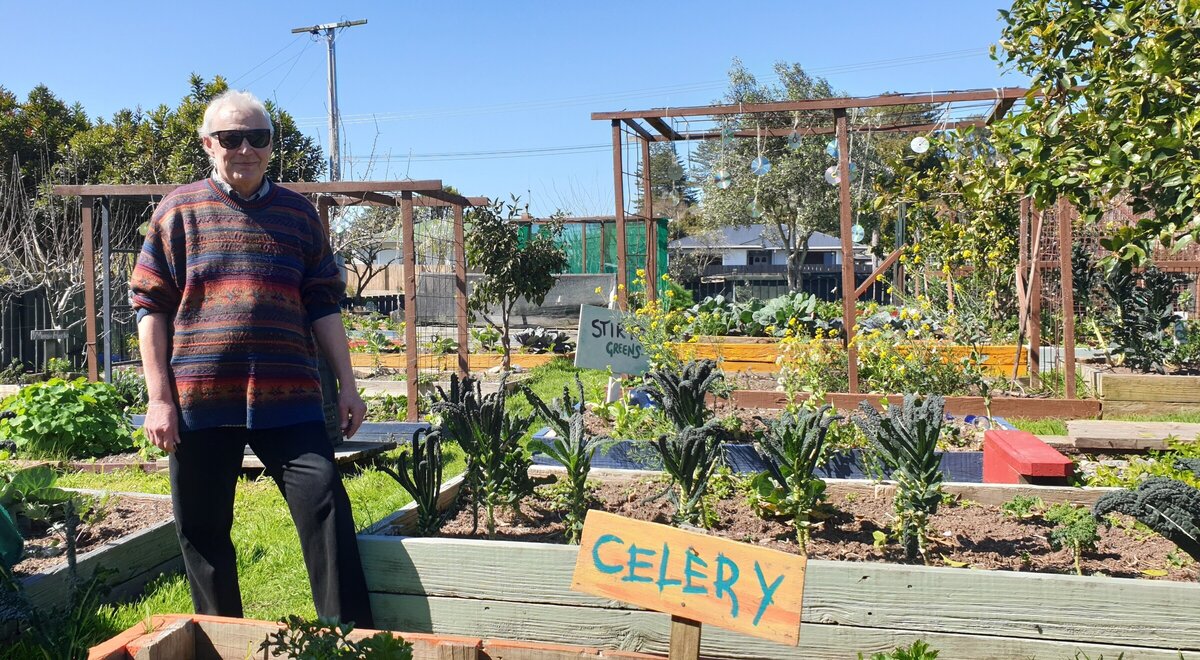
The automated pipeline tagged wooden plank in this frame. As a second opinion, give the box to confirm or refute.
[573,511,805,646]
[1100,373,1200,403]
[364,475,466,535]
[132,618,195,660]
[590,87,1033,121]
[360,536,1200,652]
[241,438,397,470]
[1103,400,1200,417]
[668,617,701,660]
[369,593,1198,660]
[824,479,1117,508]
[719,391,1102,419]
[349,353,567,370]
[1067,420,1200,451]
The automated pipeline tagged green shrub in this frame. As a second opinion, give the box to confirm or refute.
[109,367,148,415]
[0,378,133,459]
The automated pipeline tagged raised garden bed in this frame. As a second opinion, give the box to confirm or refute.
[16,490,180,611]
[717,390,1101,420]
[349,352,571,371]
[677,340,1027,377]
[90,613,666,659]
[358,469,1196,659]
[1078,361,1200,416]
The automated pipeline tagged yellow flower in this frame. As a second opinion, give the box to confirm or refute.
[666,289,675,297]
[636,268,646,278]
[662,273,670,281]
[594,286,603,294]
[618,284,625,290]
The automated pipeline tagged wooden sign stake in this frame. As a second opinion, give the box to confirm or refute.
[669,616,702,660]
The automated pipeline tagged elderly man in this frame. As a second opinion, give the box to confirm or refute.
[131,89,373,627]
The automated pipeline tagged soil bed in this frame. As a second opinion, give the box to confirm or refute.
[424,474,1195,583]
[11,494,174,577]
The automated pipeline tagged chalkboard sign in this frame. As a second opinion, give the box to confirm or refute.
[574,305,649,375]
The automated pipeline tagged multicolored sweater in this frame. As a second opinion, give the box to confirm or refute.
[131,179,344,431]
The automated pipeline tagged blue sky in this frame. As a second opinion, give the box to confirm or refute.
[4,1,1026,215]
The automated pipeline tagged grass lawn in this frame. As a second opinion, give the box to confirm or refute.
[4,359,608,656]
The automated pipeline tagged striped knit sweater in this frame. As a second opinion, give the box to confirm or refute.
[130,179,344,431]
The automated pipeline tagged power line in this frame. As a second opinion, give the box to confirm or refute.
[230,35,306,86]
[292,47,990,128]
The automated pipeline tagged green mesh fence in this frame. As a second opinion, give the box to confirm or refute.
[526,219,669,297]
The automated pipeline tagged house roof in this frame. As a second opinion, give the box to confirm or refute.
[670,225,861,251]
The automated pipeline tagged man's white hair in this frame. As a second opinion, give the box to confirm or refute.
[198,90,273,138]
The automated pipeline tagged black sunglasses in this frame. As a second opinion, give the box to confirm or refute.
[209,129,272,149]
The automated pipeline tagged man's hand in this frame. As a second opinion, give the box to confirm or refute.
[339,388,368,439]
[144,400,181,453]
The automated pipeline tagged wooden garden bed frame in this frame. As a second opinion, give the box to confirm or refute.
[350,352,572,371]
[22,491,180,611]
[357,470,1196,659]
[1078,361,1200,416]
[89,613,669,660]
[715,390,1101,420]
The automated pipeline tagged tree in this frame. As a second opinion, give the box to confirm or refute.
[336,206,401,299]
[694,60,878,291]
[634,143,699,236]
[993,0,1200,264]
[62,74,323,186]
[0,76,324,341]
[465,198,568,370]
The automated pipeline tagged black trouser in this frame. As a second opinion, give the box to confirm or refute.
[169,421,374,628]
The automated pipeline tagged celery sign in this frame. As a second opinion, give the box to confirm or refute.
[575,305,649,375]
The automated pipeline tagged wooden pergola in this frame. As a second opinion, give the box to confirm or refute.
[592,87,1081,395]
[52,181,486,421]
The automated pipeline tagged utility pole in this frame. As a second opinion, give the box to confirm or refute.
[291,18,367,181]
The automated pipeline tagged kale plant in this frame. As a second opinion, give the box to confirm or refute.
[1102,264,1185,373]
[653,422,724,527]
[431,374,540,537]
[1045,503,1101,576]
[260,615,413,659]
[1093,477,1200,563]
[853,394,946,561]
[749,405,836,552]
[525,376,597,544]
[643,359,725,430]
[378,428,444,536]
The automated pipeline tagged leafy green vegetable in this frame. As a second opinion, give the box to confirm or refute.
[0,378,133,459]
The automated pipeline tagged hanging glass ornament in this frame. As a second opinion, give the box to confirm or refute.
[851,224,865,242]
[713,169,733,190]
[824,166,840,186]
[910,136,930,154]
[825,139,839,159]
[720,126,736,145]
[787,130,803,150]
[848,161,859,180]
[138,221,150,237]
[750,156,771,176]
[749,199,763,218]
